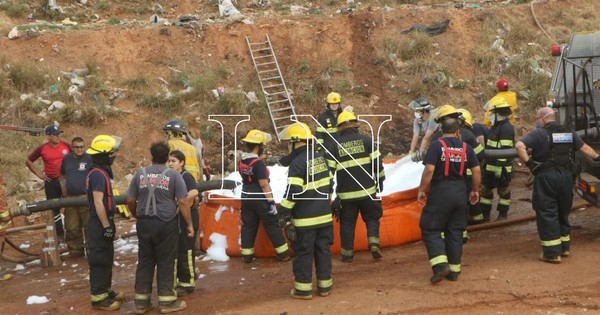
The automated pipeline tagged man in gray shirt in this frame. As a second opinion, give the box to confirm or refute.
[126,141,192,314]
[60,136,92,260]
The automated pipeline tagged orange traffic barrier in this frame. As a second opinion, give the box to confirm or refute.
[199,187,423,257]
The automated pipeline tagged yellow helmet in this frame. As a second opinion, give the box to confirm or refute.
[457,108,473,128]
[485,96,511,110]
[435,104,460,123]
[87,135,122,155]
[241,129,272,145]
[326,92,341,104]
[278,122,312,142]
[337,111,357,126]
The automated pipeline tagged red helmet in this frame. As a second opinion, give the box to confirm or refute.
[496,79,509,91]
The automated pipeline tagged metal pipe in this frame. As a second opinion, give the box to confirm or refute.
[468,200,590,232]
[484,148,532,159]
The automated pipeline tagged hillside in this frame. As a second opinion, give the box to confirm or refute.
[0,0,599,196]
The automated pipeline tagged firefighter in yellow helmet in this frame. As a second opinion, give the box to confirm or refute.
[278,122,334,299]
[239,129,289,263]
[316,92,343,149]
[480,97,515,221]
[328,111,385,262]
[417,105,481,283]
[483,79,518,127]
[85,135,125,311]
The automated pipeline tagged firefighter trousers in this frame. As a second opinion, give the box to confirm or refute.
[87,214,115,303]
[65,204,88,254]
[45,178,64,237]
[420,180,467,272]
[532,170,573,257]
[177,210,198,289]
[240,199,288,259]
[480,170,511,218]
[292,225,333,295]
[134,216,178,305]
[339,197,382,257]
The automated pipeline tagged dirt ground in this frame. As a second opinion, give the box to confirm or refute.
[2,168,600,315]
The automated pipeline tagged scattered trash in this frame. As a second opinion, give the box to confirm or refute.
[244,91,259,103]
[159,27,171,35]
[402,19,450,36]
[290,5,308,15]
[452,79,470,89]
[26,295,49,305]
[68,85,83,105]
[61,18,77,26]
[70,76,85,87]
[219,0,241,17]
[48,101,66,112]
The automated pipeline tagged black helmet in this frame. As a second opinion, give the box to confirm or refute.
[163,119,187,134]
[408,97,435,111]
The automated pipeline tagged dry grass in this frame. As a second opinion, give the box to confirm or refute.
[399,31,433,60]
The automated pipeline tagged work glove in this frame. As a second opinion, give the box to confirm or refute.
[284,221,296,242]
[526,159,542,175]
[331,197,342,222]
[267,201,278,216]
[103,226,115,241]
[411,150,426,162]
[594,155,600,162]
[277,208,291,228]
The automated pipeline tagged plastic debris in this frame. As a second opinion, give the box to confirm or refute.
[402,19,450,36]
[219,0,241,17]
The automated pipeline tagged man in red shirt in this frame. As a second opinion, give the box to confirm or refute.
[26,125,71,239]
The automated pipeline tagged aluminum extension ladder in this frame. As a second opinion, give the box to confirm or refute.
[245,34,297,140]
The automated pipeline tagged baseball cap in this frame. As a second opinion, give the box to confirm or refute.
[45,125,63,135]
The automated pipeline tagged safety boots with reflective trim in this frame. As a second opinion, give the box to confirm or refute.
[108,290,125,301]
[561,250,570,257]
[159,300,187,314]
[277,252,291,262]
[446,272,460,281]
[134,302,153,315]
[539,253,561,264]
[290,289,312,300]
[92,298,121,311]
[341,255,353,263]
[242,255,255,263]
[430,264,451,284]
[370,246,382,259]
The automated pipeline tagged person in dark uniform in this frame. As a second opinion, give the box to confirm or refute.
[85,134,124,311]
[516,107,600,264]
[328,111,385,261]
[167,150,200,296]
[278,122,334,300]
[315,92,343,149]
[417,105,481,284]
[479,96,515,221]
[126,142,192,314]
[239,129,289,263]
[60,136,92,260]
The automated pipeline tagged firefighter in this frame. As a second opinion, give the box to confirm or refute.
[126,142,192,314]
[278,122,334,300]
[163,119,202,182]
[516,107,600,263]
[417,105,481,284]
[85,134,124,311]
[456,108,486,226]
[483,79,518,127]
[328,111,385,261]
[408,97,439,156]
[167,150,199,297]
[239,129,289,263]
[315,92,343,149]
[479,96,515,221]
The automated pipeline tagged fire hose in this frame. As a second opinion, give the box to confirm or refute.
[1,179,239,263]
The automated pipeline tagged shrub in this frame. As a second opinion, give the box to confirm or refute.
[399,31,433,60]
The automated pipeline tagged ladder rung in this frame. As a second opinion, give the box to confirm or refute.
[265,91,287,96]
[263,84,284,89]
[261,76,281,81]
[256,61,276,66]
[249,41,268,45]
[273,116,292,121]
[258,69,278,74]
[271,107,293,112]
[254,55,273,59]
[268,99,289,104]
